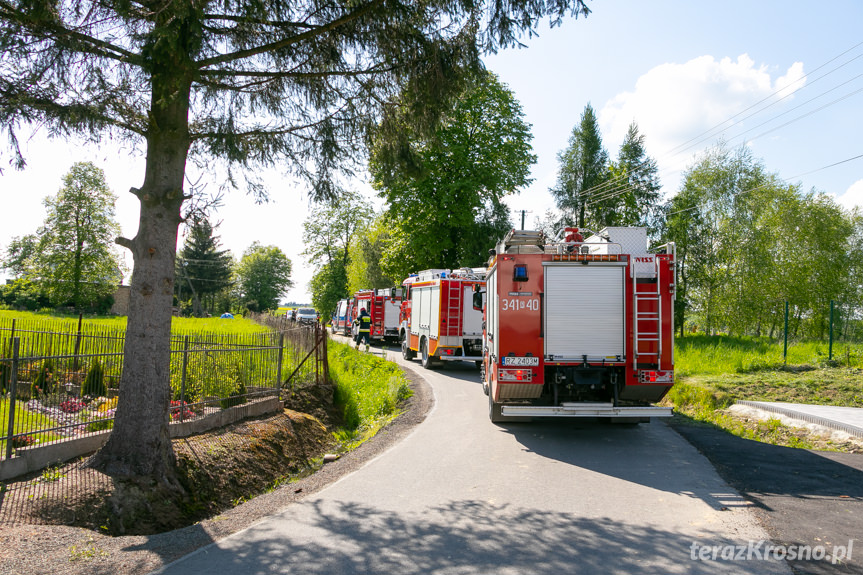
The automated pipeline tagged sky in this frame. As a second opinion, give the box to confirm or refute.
[1,0,862,304]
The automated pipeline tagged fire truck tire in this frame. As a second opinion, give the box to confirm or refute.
[401,336,415,361]
[420,339,439,370]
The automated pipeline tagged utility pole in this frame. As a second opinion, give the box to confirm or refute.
[515,209,533,230]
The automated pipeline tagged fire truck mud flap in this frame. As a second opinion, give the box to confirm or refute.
[499,403,673,419]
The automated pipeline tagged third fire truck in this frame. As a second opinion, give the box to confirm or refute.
[400,268,486,369]
[353,288,403,342]
[481,227,676,422]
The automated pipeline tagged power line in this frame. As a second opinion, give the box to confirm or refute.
[570,41,863,211]
[666,152,863,217]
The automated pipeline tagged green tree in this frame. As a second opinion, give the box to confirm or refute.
[551,103,609,229]
[665,144,765,335]
[349,216,400,291]
[310,259,349,320]
[302,190,371,316]
[235,243,293,312]
[664,142,860,339]
[37,162,124,312]
[1,234,39,278]
[0,0,591,501]
[175,217,234,316]
[371,71,533,271]
[598,122,662,238]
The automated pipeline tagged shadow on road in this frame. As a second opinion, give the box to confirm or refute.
[157,498,787,575]
[671,420,863,575]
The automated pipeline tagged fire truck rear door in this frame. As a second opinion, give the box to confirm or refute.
[543,263,626,360]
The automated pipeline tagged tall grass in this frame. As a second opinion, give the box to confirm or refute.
[328,341,412,437]
[675,334,861,377]
[669,334,863,451]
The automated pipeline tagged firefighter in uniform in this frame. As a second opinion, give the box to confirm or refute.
[354,308,372,352]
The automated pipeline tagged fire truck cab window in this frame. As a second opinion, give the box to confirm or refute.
[472,291,484,311]
[513,264,528,282]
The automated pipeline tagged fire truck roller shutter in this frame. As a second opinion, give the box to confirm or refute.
[543,264,625,360]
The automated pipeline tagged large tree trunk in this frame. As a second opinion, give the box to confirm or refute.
[89,70,191,486]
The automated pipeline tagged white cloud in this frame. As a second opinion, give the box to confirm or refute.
[835,179,863,211]
[598,54,807,190]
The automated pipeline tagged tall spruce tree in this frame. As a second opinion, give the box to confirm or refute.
[599,123,662,238]
[551,103,609,230]
[175,217,233,316]
[0,0,592,517]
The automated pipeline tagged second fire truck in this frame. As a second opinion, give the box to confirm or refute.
[400,268,486,369]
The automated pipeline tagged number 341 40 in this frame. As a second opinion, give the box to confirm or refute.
[501,298,540,312]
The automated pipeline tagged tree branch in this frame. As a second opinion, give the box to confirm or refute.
[0,0,143,66]
[196,0,386,69]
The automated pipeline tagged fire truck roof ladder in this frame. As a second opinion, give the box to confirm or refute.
[501,229,546,252]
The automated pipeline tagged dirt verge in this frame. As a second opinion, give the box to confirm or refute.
[0,367,432,575]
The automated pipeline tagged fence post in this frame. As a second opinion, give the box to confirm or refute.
[5,338,20,460]
[783,301,789,365]
[829,300,834,361]
[179,335,190,422]
[322,324,329,385]
[73,313,83,372]
[276,333,284,400]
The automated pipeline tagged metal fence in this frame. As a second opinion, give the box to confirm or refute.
[0,314,329,525]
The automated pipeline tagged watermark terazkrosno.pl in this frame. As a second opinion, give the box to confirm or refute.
[690,540,854,564]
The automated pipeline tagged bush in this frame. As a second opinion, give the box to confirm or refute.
[220,365,248,409]
[0,361,9,395]
[30,359,55,398]
[82,359,107,397]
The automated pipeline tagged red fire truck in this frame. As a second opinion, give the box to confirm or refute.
[481,227,675,422]
[399,268,486,369]
[353,288,403,342]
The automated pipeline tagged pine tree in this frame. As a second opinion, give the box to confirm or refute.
[551,104,609,230]
[175,218,234,316]
[603,122,662,238]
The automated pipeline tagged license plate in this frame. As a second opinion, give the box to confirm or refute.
[503,356,539,366]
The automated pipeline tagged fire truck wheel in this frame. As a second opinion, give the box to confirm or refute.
[401,336,415,361]
[420,339,438,370]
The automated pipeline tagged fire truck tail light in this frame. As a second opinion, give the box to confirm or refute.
[638,370,673,384]
[499,369,533,382]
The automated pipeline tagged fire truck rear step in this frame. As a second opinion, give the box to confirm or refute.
[500,402,673,418]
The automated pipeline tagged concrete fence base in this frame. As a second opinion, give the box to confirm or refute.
[0,397,282,481]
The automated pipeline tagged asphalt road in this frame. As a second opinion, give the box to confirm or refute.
[154,349,791,575]
[671,421,863,575]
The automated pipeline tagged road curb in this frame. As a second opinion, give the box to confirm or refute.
[736,400,863,440]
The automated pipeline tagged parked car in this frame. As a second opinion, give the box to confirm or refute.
[296,308,317,326]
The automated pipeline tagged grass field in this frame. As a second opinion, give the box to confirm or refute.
[0,310,271,336]
[669,334,863,451]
